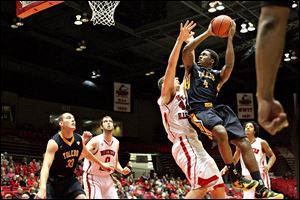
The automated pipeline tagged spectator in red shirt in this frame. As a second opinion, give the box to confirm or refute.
[10,175,20,189]
[29,159,37,174]
[26,173,36,187]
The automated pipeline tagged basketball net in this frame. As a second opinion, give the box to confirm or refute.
[88,1,120,26]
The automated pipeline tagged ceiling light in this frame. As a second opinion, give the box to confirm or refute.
[292,1,298,8]
[91,69,101,78]
[290,51,297,60]
[16,18,24,27]
[81,13,89,23]
[74,15,82,25]
[208,1,217,13]
[10,24,18,29]
[216,2,224,10]
[76,47,83,51]
[208,7,216,12]
[79,40,86,49]
[247,22,255,31]
[240,23,248,33]
[284,53,291,62]
[10,18,18,29]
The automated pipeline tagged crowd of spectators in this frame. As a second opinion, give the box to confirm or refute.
[1,153,41,199]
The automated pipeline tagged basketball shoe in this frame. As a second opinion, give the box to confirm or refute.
[231,174,259,191]
[255,187,284,199]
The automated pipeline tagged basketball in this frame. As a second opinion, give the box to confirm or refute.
[211,15,233,38]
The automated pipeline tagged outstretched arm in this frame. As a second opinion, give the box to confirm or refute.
[182,22,214,71]
[160,20,196,105]
[220,21,236,85]
[255,6,289,135]
[35,139,57,199]
[81,139,114,172]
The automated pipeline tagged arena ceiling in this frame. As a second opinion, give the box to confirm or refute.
[1,1,299,108]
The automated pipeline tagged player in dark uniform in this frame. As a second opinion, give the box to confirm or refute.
[35,113,114,199]
[182,20,284,199]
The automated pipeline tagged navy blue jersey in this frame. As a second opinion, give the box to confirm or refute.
[49,132,83,177]
[184,63,222,111]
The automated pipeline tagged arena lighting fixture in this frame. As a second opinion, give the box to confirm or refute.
[81,13,89,22]
[79,40,87,49]
[10,18,18,29]
[74,15,83,25]
[16,18,24,27]
[247,22,255,31]
[240,23,248,33]
[91,69,101,78]
[208,1,224,12]
[284,53,291,62]
[290,51,298,60]
[76,40,87,51]
[208,1,217,13]
[292,1,298,8]
[145,71,155,76]
[216,1,224,10]
[11,18,24,29]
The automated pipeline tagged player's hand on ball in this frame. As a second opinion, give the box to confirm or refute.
[228,20,236,38]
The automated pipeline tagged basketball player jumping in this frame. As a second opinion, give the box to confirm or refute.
[82,115,131,199]
[182,20,284,199]
[158,20,225,199]
[35,112,114,199]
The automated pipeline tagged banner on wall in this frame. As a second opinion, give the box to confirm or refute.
[114,82,131,112]
[236,93,254,119]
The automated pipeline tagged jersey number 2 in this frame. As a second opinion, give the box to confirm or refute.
[66,159,74,168]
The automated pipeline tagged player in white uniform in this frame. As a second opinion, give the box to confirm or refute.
[82,116,131,199]
[221,121,276,199]
[157,20,225,199]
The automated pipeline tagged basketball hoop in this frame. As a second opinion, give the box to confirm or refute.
[88,1,120,26]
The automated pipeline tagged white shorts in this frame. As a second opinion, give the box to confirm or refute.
[172,136,224,190]
[83,172,118,199]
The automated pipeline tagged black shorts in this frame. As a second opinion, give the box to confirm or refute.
[261,1,292,8]
[46,174,85,199]
[189,104,246,141]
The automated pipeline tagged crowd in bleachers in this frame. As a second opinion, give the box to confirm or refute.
[1,152,298,199]
[1,153,42,199]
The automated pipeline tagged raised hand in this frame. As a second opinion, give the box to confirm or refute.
[82,131,93,144]
[178,20,196,42]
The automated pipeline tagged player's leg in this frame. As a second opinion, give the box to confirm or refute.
[67,175,86,199]
[82,173,103,199]
[102,175,118,199]
[210,186,226,199]
[185,187,208,199]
